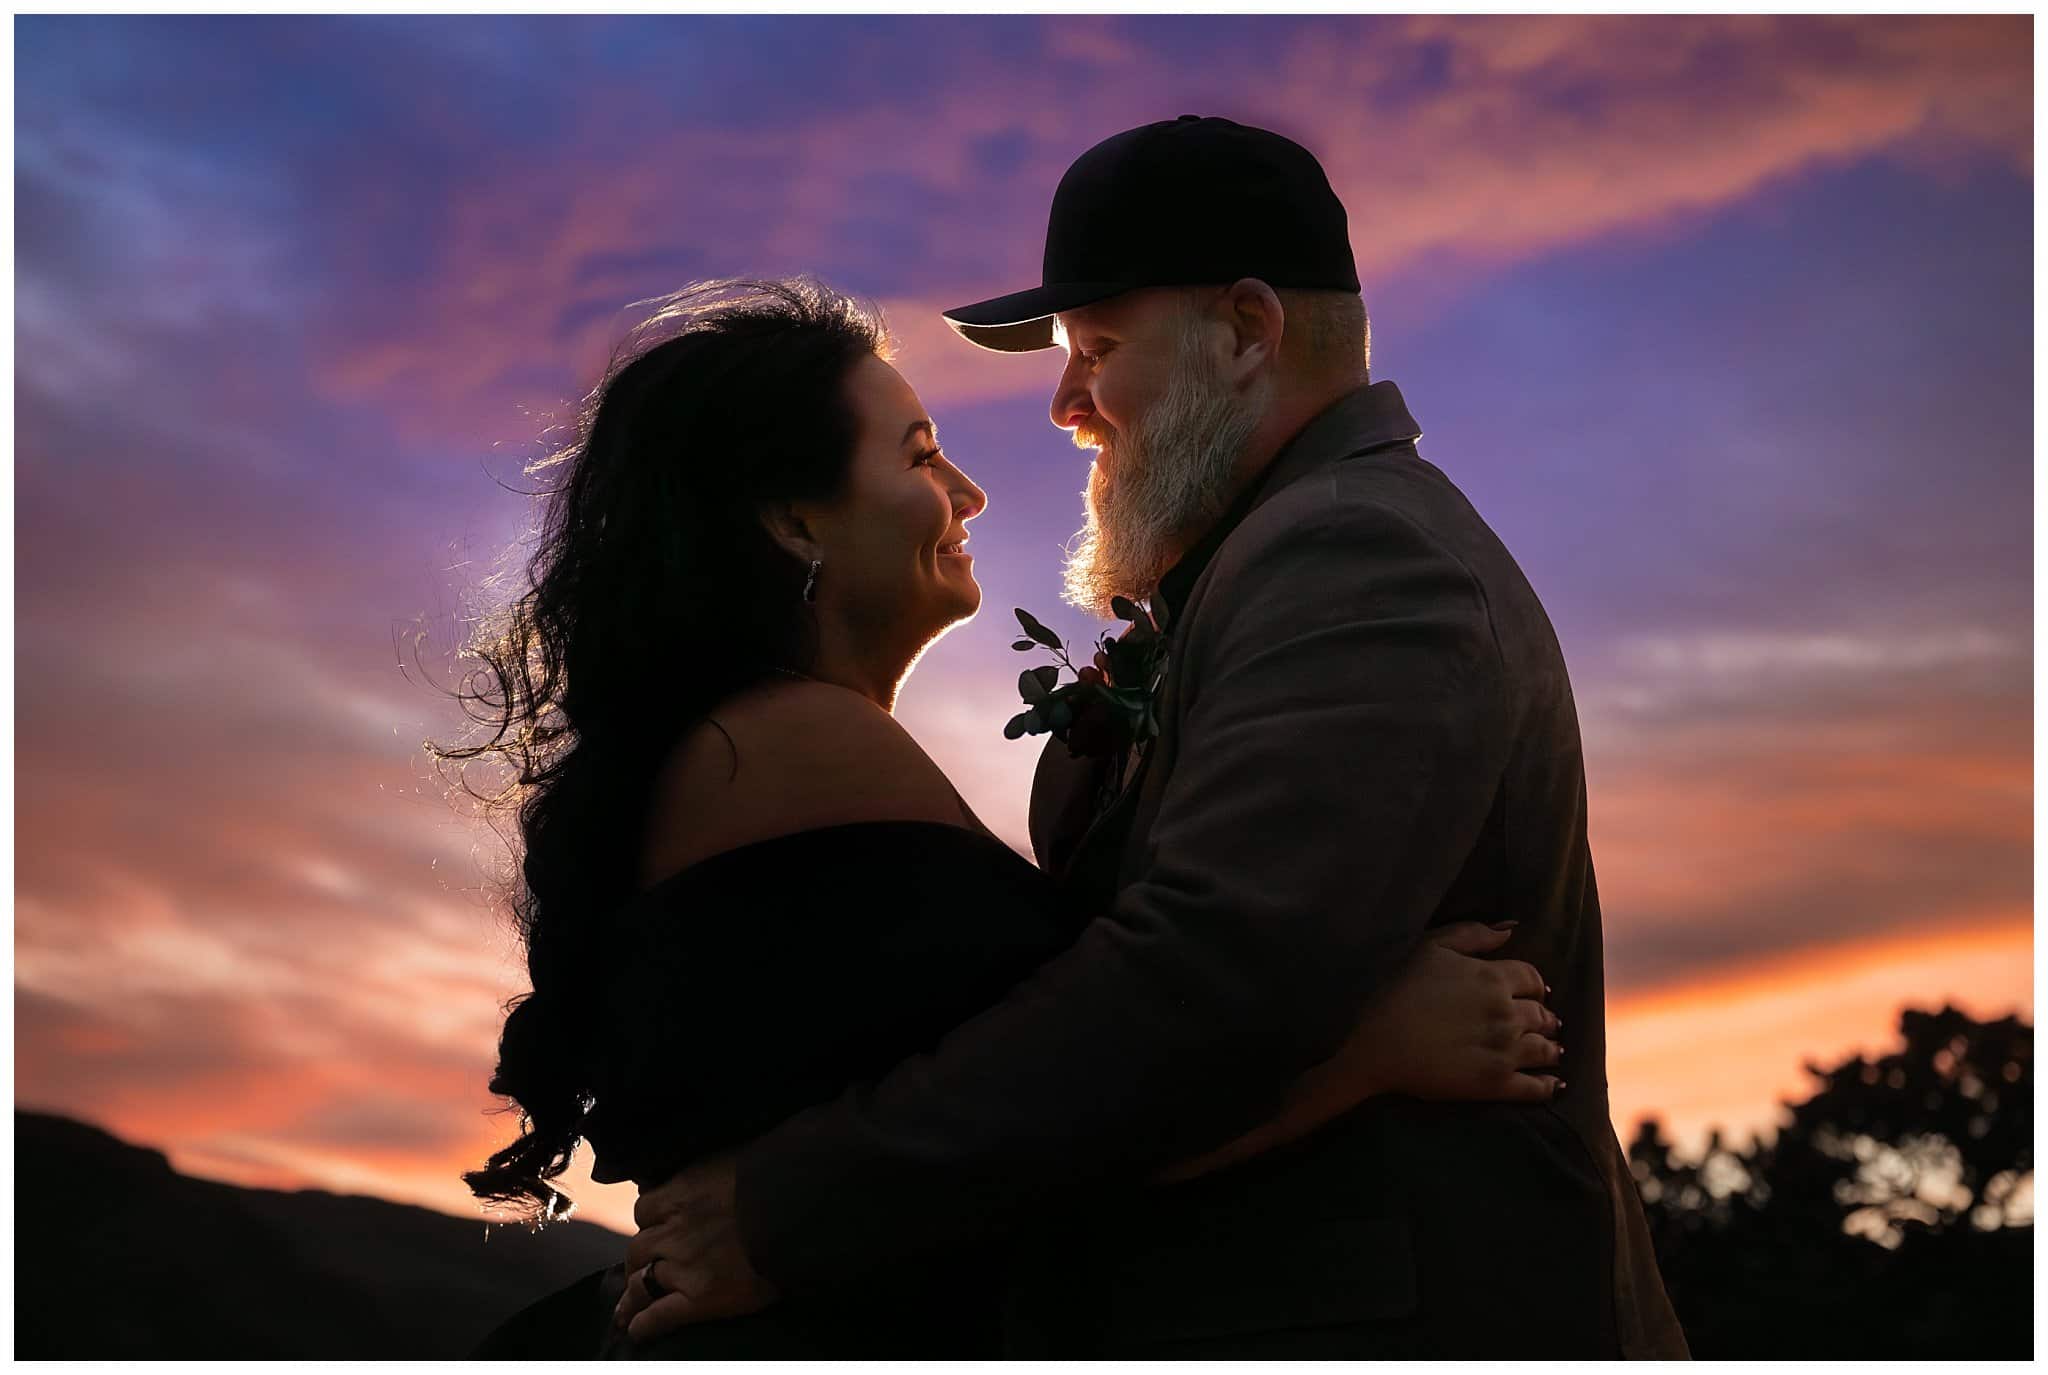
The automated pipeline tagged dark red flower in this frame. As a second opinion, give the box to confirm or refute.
[1064,689,1126,758]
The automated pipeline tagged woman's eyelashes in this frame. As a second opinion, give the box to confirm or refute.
[912,447,944,469]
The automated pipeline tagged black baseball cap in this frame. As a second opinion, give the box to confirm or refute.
[943,116,1360,353]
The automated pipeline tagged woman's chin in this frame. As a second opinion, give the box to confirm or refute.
[900,578,981,647]
[934,576,983,628]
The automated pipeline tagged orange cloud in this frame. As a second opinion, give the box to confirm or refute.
[1607,917,2033,1154]
[1535,610,2031,995]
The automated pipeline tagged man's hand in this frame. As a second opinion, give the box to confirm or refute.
[613,1153,778,1342]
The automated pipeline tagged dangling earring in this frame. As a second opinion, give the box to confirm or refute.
[802,558,822,605]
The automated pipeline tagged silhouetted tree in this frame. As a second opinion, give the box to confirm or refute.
[1629,1005,2032,1358]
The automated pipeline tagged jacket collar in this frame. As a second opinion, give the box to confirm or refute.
[1153,379,1422,628]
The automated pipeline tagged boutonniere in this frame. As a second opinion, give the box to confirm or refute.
[1003,595,1170,760]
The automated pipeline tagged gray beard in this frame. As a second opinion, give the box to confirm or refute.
[1062,326,1269,619]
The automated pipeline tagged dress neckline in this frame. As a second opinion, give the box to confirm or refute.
[626,818,1035,905]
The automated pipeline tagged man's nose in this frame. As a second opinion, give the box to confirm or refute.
[1048,358,1093,432]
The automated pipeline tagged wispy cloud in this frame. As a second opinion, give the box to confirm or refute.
[1616,626,2021,680]
[270,15,2032,439]
[1594,625,2028,722]
[1290,15,2029,274]
[1575,620,2029,991]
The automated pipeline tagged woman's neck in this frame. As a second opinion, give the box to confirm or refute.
[802,613,920,713]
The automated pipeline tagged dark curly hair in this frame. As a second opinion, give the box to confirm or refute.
[432,278,890,1223]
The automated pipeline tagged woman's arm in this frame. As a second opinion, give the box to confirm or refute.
[1155,920,1561,1184]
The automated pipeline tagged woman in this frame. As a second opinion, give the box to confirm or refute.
[445,279,1563,1357]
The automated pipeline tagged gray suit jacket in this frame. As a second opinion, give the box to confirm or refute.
[737,382,1688,1357]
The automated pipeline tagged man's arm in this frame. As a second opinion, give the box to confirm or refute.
[735,496,1512,1289]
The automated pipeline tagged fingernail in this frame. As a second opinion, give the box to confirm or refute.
[1554,1078,1568,1094]
[1487,920,1519,930]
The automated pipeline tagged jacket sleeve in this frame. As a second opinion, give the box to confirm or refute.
[1026,727,1113,876]
[734,494,1514,1290]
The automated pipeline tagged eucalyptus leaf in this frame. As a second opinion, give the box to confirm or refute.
[1003,711,1034,740]
[1046,700,1073,730]
[1029,664,1061,696]
[1011,639,1036,652]
[1018,668,1050,705]
[1110,595,1144,624]
[1015,607,1063,651]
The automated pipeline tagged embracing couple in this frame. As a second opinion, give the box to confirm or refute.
[461,117,1688,1359]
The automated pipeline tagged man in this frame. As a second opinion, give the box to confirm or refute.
[615,116,1688,1357]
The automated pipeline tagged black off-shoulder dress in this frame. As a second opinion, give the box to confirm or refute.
[470,820,1081,1359]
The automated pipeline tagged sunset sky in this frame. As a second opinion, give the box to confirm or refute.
[15,15,2033,1237]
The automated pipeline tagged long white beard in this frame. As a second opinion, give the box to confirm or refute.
[1062,322,1269,619]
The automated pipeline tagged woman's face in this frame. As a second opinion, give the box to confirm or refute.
[801,353,987,641]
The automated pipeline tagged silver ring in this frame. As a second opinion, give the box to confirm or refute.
[641,1262,668,1303]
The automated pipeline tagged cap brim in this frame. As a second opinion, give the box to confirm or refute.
[942,281,1136,353]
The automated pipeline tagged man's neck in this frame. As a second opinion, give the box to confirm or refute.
[1209,373,1370,535]
[1151,378,1366,620]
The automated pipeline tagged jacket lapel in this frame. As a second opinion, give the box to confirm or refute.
[1032,381,1424,898]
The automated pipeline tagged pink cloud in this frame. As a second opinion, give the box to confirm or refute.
[301,16,2027,449]
[1277,15,2030,277]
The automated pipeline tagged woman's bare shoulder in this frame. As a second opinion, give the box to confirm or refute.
[638,678,967,884]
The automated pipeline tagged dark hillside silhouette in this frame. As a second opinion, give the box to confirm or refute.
[1629,1006,2033,1358]
[14,1110,622,1358]
[15,1004,2032,1357]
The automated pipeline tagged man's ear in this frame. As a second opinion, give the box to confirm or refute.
[1220,278,1284,384]
[759,502,820,563]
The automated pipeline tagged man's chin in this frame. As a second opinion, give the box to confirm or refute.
[1060,574,1151,621]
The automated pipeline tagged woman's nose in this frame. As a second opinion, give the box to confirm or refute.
[955,470,988,521]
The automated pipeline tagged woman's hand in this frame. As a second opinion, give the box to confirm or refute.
[1358,920,1561,1101]
[613,1153,778,1342]
[1156,921,1560,1184]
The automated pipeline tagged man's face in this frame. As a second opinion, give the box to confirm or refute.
[1048,289,1189,460]
[1049,289,1268,617]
